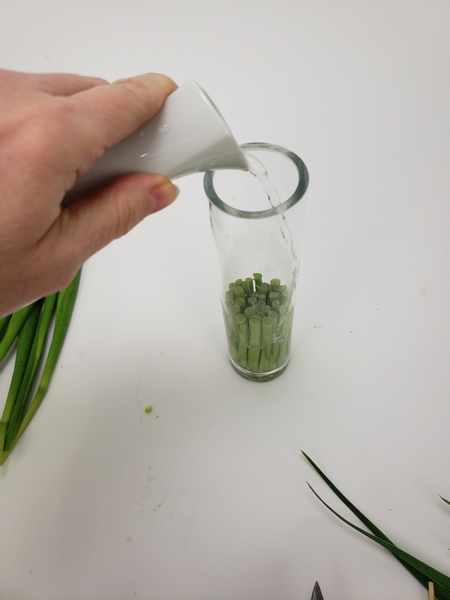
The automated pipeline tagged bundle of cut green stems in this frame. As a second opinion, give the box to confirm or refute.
[0,269,81,465]
[223,273,294,373]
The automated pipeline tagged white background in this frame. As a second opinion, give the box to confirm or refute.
[1,1,450,599]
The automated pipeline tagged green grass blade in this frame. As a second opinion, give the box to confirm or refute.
[3,294,58,452]
[0,302,42,452]
[307,482,450,598]
[1,331,40,460]
[9,269,81,452]
[302,451,450,598]
[0,304,36,363]
[302,451,397,541]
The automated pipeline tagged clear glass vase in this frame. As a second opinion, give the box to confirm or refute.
[204,143,309,382]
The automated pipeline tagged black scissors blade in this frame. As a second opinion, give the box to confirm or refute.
[311,581,324,600]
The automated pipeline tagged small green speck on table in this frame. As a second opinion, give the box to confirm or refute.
[145,406,153,413]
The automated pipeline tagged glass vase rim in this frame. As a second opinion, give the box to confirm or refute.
[203,142,309,220]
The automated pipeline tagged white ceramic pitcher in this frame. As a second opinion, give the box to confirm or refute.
[64,80,248,203]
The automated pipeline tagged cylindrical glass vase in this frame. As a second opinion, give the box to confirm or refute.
[204,143,309,381]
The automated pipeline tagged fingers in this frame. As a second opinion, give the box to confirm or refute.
[70,73,178,151]
[36,72,108,96]
[0,68,107,96]
[42,174,179,266]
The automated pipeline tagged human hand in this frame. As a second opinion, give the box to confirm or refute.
[0,69,180,316]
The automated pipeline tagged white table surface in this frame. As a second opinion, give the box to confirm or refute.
[1,1,450,599]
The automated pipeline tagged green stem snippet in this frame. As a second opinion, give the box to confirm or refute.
[248,315,262,372]
[259,316,273,372]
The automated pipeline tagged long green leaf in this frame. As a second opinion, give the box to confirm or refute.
[3,294,58,452]
[302,452,450,599]
[0,302,42,451]
[9,269,81,452]
[307,482,450,599]
[0,304,36,362]
[302,451,398,542]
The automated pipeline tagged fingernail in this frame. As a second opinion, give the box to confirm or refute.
[148,183,180,213]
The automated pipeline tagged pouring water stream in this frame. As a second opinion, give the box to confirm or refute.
[245,151,299,291]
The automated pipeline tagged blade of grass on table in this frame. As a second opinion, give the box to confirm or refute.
[302,451,450,599]
[3,293,58,453]
[0,304,36,363]
[0,301,42,452]
[306,481,450,599]
[4,269,81,458]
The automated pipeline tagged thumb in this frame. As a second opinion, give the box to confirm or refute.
[53,173,179,264]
